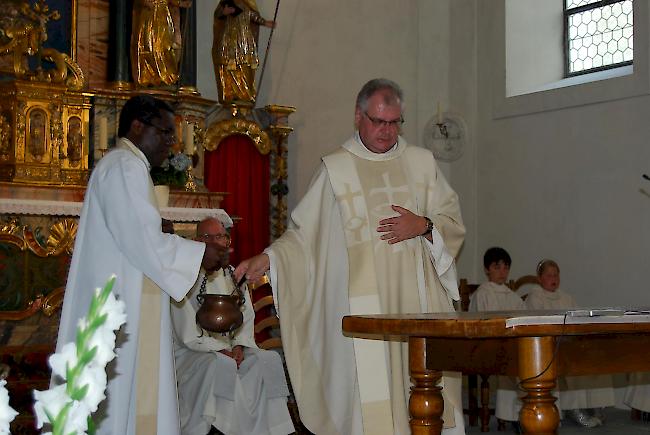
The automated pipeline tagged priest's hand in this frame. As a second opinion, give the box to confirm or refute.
[234,254,270,283]
[202,243,232,273]
[219,346,244,368]
[377,205,431,244]
[232,345,244,367]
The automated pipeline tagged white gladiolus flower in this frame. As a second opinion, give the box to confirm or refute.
[85,325,117,368]
[49,342,78,380]
[75,365,107,412]
[0,380,17,434]
[33,384,72,428]
[98,290,127,331]
[31,276,127,435]
[62,399,91,434]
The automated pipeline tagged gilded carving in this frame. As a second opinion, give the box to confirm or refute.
[16,101,26,154]
[41,286,65,316]
[27,107,47,162]
[0,115,12,159]
[0,81,90,185]
[0,0,85,89]
[49,103,63,163]
[66,116,83,165]
[0,218,76,257]
[46,219,76,256]
[212,0,274,103]
[264,106,295,239]
[0,218,75,312]
[131,0,193,87]
[204,118,271,155]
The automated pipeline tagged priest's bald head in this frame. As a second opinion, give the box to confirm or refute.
[118,95,176,167]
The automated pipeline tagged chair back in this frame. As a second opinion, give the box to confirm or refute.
[458,278,480,312]
[248,275,282,350]
[509,274,538,299]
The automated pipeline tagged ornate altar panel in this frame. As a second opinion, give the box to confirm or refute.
[0,81,91,186]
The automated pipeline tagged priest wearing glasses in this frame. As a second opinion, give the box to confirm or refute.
[55,95,229,435]
[235,78,466,435]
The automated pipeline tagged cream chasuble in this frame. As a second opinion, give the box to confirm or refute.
[267,135,465,435]
[55,137,205,435]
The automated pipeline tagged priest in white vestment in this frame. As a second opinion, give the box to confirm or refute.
[235,79,466,435]
[55,96,228,435]
[171,217,294,435]
[526,259,614,428]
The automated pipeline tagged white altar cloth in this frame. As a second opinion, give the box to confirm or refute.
[0,198,232,224]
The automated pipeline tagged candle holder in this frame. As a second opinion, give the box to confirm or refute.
[184,164,197,192]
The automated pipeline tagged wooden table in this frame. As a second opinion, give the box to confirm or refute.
[342,310,650,435]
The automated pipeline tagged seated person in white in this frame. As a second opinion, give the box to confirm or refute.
[469,247,525,427]
[625,372,650,419]
[526,259,615,428]
[171,217,295,435]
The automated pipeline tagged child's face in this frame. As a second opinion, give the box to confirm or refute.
[538,266,560,292]
[485,260,510,285]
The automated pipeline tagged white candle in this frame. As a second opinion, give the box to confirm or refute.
[98,117,108,151]
[184,122,194,154]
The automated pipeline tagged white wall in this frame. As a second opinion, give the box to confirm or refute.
[196,0,650,309]
[196,0,456,209]
[465,0,650,307]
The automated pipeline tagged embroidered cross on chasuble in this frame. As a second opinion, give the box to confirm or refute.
[323,140,459,435]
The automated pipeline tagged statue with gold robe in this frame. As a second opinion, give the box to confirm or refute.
[132,0,192,87]
[212,0,274,104]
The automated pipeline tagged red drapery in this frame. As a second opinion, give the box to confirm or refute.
[204,134,270,266]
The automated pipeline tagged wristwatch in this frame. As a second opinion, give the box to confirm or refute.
[420,216,434,236]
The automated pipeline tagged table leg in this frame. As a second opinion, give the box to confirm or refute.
[409,337,443,435]
[517,336,560,435]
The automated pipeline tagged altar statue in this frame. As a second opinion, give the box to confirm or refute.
[212,0,275,103]
[131,0,192,87]
[66,117,83,164]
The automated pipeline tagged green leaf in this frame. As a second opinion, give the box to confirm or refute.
[87,415,96,435]
[70,383,89,401]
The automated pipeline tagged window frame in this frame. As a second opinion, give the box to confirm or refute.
[564,0,633,77]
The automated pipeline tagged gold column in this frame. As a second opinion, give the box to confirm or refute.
[265,105,295,240]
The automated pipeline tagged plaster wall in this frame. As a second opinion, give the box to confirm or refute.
[469,0,650,307]
[195,0,456,209]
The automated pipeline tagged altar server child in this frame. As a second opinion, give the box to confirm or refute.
[469,247,524,312]
[469,247,525,428]
[526,259,615,428]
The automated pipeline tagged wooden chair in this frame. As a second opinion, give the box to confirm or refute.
[248,276,313,435]
[460,278,528,432]
[510,274,538,299]
[459,279,501,431]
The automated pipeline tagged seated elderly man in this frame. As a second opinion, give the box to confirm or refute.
[171,216,295,435]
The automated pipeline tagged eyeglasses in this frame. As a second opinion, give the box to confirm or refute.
[140,119,175,138]
[198,233,231,246]
[364,112,404,129]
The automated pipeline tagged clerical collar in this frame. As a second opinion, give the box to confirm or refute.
[344,131,406,161]
[116,137,151,170]
[355,131,398,153]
